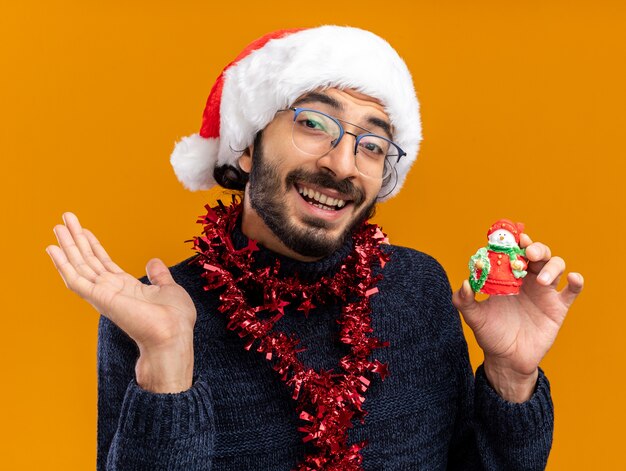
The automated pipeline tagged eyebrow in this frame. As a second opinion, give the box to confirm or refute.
[367,117,393,140]
[292,92,393,139]
[292,92,343,110]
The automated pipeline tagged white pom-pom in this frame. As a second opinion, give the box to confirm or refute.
[170,133,220,191]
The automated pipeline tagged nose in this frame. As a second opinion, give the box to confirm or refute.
[316,132,359,180]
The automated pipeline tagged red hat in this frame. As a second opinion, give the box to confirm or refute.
[487,219,525,244]
[170,25,421,201]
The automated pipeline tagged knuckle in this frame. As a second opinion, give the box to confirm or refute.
[85,253,101,265]
[75,261,91,273]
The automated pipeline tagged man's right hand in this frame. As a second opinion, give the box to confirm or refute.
[46,212,196,393]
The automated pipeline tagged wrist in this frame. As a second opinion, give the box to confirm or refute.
[136,343,194,394]
[483,358,539,403]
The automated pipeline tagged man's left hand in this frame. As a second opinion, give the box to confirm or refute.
[452,233,584,403]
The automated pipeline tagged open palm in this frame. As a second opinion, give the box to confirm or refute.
[46,212,197,352]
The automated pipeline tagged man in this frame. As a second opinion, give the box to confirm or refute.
[46,26,583,470]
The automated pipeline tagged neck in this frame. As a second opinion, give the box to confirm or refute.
[241,196,322,262]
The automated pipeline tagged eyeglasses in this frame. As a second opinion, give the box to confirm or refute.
[277,107,406,180]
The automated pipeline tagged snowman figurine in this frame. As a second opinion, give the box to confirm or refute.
[469,219,528,295]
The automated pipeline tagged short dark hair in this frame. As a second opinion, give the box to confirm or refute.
[213,163,248,191]
[212,133,264,190]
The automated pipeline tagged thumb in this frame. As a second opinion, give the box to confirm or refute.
[146,258,176,287]
[452,279,482,327]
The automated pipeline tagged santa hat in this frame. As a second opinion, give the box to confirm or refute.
[170,25,421,201]
[487,219,525,244]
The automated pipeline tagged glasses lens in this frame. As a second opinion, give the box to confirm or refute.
[290,108,400,181]
[291,110,341,156]
[356,135,397,179]
[380,156,394,182]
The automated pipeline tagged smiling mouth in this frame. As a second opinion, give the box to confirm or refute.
[295,183,351,211]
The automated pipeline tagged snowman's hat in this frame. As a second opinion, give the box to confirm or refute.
[487,219,525,244]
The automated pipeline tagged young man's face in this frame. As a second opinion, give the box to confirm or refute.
[239,88,391,260]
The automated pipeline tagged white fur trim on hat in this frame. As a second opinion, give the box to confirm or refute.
[170,133,219,191]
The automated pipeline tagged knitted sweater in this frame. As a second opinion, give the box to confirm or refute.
[97,228,554,470]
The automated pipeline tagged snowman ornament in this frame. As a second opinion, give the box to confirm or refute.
[469,219,529,295]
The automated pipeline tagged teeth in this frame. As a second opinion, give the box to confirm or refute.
[297,184,348,209]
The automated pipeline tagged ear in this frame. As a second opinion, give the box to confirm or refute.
[238,145,253,173]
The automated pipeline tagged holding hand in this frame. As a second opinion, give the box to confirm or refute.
[46,212,197,393]
[452,233,584,402]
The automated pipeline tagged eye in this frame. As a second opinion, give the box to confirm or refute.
[361,142,384,154]
[296,116,327,132]
[358,136,388,157]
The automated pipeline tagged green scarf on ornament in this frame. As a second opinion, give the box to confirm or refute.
[469,245,527,292]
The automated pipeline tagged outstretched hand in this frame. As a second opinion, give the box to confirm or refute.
[46,212,197,393]
[452,233,584,402]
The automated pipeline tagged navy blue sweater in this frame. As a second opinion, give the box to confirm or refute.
[97,231,553,470]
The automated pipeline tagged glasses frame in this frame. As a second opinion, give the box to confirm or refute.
[278,107,406,180]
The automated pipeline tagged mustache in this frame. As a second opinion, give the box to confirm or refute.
[285,169,365,206]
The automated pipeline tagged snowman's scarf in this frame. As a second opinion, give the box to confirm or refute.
[487,243,526,262]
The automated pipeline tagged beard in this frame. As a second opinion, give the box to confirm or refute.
[246,133,376,258]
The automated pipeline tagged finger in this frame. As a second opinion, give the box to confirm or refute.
[519,233,533,249]
[82,228,124,274]
[145,258,176,287]
[45,244,96,297]
[525,241,552,263]
[62,212,107,275]
[535,256,566,286]
[53,224,98,281]
[525,242,552,276]
[452,280,484,330]
[559,272,584,308]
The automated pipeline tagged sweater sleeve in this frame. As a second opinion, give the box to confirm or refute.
[446,348,554,470]
[97,293,215,470]
[472,364,553,469]
[426,263,554,470]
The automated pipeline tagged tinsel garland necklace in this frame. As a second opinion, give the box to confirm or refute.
[190,200,390,471]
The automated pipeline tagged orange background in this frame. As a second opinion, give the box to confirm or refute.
[2,1,624,469]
